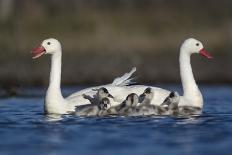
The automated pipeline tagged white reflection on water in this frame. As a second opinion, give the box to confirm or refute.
[45,114,64,122]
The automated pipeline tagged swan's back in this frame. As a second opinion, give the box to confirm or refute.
[66,85,170,107]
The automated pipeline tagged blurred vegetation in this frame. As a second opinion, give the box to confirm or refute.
[0,0,232,89]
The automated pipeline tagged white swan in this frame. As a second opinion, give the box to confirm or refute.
[125,38,212,109]
[177,38,212,108]
[32,38,138,114]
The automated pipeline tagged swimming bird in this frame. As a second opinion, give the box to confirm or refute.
[139,87,154,106]
[74,88,112,116]
[74,98,111,116]
[31,38,137,114]
[107,93,139,116]
[73,103,99,116]
[82,87,114,105]
[161,91,180,115]
[98,98,112,116]
[160,91,201,116]
[119,93,139,116]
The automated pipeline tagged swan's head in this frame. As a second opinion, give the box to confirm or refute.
[32,38,61,59]
[181,38,212,59]
[126,93,139,107]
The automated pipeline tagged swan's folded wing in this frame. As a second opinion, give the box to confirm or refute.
[112,67,137,86]
[66,67,137,100]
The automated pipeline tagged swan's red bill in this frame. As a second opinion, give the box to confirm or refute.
[32,45,46,59]
[199,48,213,59]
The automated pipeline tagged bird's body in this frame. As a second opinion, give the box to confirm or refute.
[74,97,111,117]
[139,87,154,106]
[73,88,112,116]
[161,91,180,116]
[107,93,139,116]
[74,104,100,116]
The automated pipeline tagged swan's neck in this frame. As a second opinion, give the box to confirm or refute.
[49,52,62,90]
[179,49,203,107]
[45,50,65,114]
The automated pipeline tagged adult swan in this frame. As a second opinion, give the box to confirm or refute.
[32,38,137,114]
[131,38,212,111]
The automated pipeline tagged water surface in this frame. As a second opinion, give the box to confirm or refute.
[0,85,232,155]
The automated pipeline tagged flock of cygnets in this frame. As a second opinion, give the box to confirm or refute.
[73,87,182,117]
[31,37,212,117]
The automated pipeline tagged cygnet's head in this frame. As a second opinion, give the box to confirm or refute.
[140,87,154,101]
[126,93,139,107]
[181,38,212,59]
[99,98,111,110]
[169,91,180,103]
[32,38,61,59]
[97,87,114,100]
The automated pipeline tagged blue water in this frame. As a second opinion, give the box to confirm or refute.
[0,85,232,155]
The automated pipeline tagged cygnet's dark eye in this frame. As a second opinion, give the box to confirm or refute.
[196,43,199,46]
[47,42,51,45]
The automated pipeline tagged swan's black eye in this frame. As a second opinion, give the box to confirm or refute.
[47,42,51,45]
[196,43,199,46]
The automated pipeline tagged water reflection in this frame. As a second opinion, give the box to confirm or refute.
[45,114,64,122]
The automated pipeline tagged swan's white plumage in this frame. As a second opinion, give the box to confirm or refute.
[67,85,170,107]
[112,67,136,86]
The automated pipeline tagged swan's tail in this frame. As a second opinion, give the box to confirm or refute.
[112,67,137,86]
